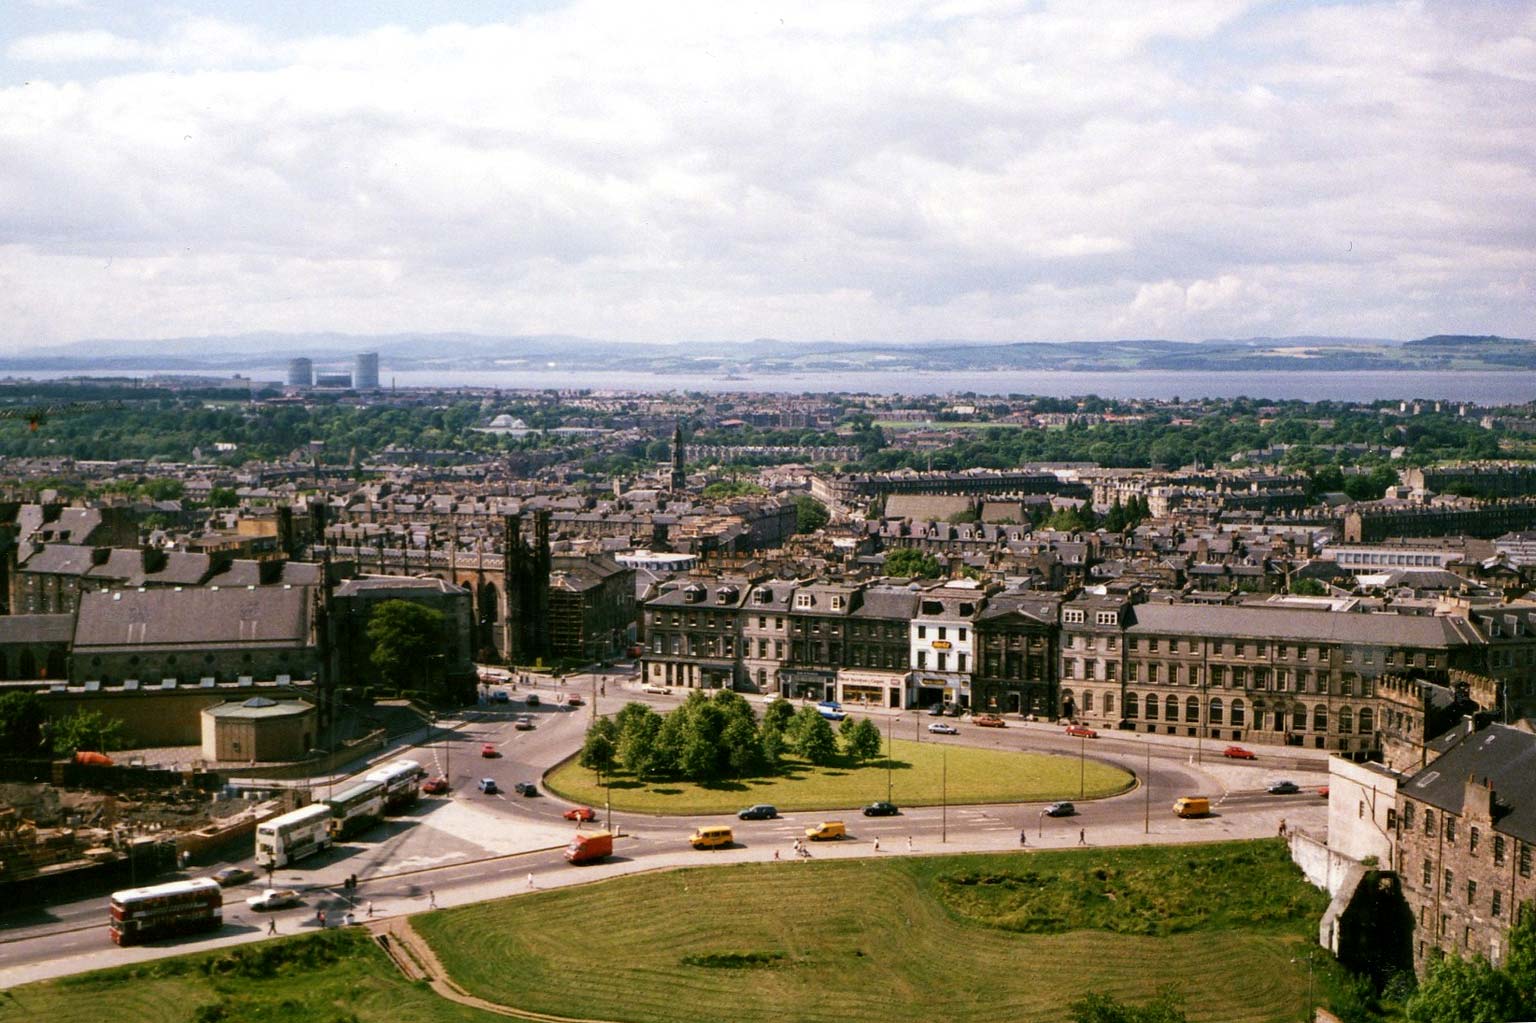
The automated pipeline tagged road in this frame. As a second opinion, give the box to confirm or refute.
[0,674,1331,987]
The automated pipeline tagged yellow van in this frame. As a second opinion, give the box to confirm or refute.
[690,825,734,849]
[1173,796,1210,818]
[805,821,846,841]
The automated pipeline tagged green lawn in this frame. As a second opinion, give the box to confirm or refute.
[544,737,1133,815]
[0,930,502,1023]
[415,841,1333,1023]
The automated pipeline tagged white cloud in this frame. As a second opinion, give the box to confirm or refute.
[0,0,1533,348]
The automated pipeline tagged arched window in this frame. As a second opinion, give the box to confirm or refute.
[1209,697,1224,724]
[1338,706,1353,734]
[1358,707,1375,734]
[1164,695,1178,721]
[1313,704,1328,732]
[1125,692,1139,719]
[1185,696,1200,722]
[1231,699,1246,726]
[1145,694,1158,720]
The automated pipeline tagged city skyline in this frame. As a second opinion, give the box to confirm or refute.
[2,1,1533,350]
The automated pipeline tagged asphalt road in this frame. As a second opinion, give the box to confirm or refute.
[0,677,1330,986]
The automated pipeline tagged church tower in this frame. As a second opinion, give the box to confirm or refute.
[670,422,686,492]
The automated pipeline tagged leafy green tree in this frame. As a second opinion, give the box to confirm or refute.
[50,709,127,755]
[793,495,830,533]
[365,600,446,696]
[1069,988,1189,1023]
[722,716,764,777]
[0,691,46,754]
[1405,904,1536,1022]
[843,717,884,763]
[578,730,617,780]
[790,707,839,765]
[761,697,795,734]
[140,478,185,501]
[207,487,240,508]
[1291,578,1328,596]
[884,547,942,578]
[616,706,664,778]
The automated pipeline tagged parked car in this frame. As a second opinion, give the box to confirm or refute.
[515,715,536,730]
[1222,745,1257,760]
[481,743,499,758]
[737,804,778,820]
[974,714,1006,728]
[565,694,584,707]
[246,888,301,911]
[817,699,842,713]
[761,693,785,704]
[945,704,964,717]
[422,776,449,794]
[862,801,899,817]
[641,683,672,695]
[818,706,847,721]
[1317,785,1330,798]
[491,690,511,703]
[513,781,539,797]
[563,805,596,821]
[478,778,499,794]
[1266,780,1300,795]
[927,722,959,735]
[1044,802,1076,817]
[524,693,541,707]
[1065,725,1098,738]
[927,704,947,717]
[211,867,254,888]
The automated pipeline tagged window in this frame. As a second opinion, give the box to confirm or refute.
[1403,803,1415,830]
[918,625,927,639]
[1149,664,1160,684]
[1126,693,1139,718]
[1359,707,1374,734]
[1185,696,1199,722]
[1494,835,1506,866]
[1209,697,1224,724]
[1084,691,1095,712]
[1146,696,1159,720]
[1064,609,1084,624]
[1164,695,1178,720]
[1104,693,1114,715]
[1293,705,1307,731]
[938,626,947,640]
[1443,868,1453,895]
[1313,705,1328,732]
[1149,638,1159,652]
[1425,811,1436,837]
[1096,611,1117,626]
[936,652,947,671]
[1211,665,1224,686]
[1493,890,1503,917]
[1467,879,1477,904]
[1422,859,1433,886]
[1231,699,1245,726]
[1338,706,1353,734]
[1446,818,1457,843]
[916,651,927,669]
[1521,843,1532,878]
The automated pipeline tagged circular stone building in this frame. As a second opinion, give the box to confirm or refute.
[200,696,316,763]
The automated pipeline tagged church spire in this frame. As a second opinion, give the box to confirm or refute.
[670,421,686,492]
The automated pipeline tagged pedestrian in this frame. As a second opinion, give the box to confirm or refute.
[527,872,536,887]
[428,889,436,908]
[906,835,913,853]
[366,901,374,918]
[268,917,277,935]
[318,909,326,928]
[1078,828,1086,846]
[873,836,880,852]
[1020,829,1027,846]
[1278,818,1288,838]
[773,848,780,861]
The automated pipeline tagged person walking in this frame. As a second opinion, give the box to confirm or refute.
[873,836,880,852]
[267,917,277,935]
[1020,829,1027,846]
[428,889,436,908]
[1278,818,1288,838]
[1078,828,1087,846]
[318,909,326,928]
[527,872,536,887]
[366,901,374,918]
[906,835,913,853]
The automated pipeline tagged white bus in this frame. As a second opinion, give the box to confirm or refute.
[365,759,424,812]
[256,803,333,868]
[324,780,385,840]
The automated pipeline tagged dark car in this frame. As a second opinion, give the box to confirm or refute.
[513,781,539,797]
[1267,780,1301,795]
[211,866,254,887]
[477,778,499,794]
[525,693,541,707]
[927,703,947,717]
[738,804,778,820]
[862,801,899,817]
[1044,801,1076,817]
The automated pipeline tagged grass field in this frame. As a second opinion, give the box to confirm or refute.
[0,930,503,1023]
[414,841,1332,1023]
[544,737,1134,815]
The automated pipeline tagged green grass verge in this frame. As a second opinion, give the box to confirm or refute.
[414,840,1332,1023]
[545,737,1133,815]
[0,930,501,1023]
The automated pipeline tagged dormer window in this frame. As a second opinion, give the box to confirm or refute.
[830,595,844,610]
[1063,609,1084,624]
[795,593,814,609]
[1096,611,1117,626]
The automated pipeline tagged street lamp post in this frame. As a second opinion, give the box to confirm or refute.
[886,711,893,803]
[1078,731,1086,799]
[1143,737,1151,834]
[941,750,948,844]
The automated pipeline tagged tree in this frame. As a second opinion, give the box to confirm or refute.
[365,600,446,696]
[50,709,127,756]
[1290,578,1328,596]
[579,727,618,780]
[1069,989,1189,1023]
[0,691,46,754]
[793,495,830,534]
[791,707,839,765]
[1405,902,1536,1022]
[884,547,942,579]
[761,697,795,734]
[843,717,884,763]
[722,716,764,777]
[207,486,240,508]
[616,706,665,778]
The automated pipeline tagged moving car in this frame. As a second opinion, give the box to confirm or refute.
[525,693,541,707]
[927,704,947,717]
[761,693,785,704]
[1222,745,1257,760]
[515,715,536,730]
[817,699,842,713]
[513,781,539,797]
[928,722,959,735]
[481,743,499,758]
[1064,724,1098,738]
[818,707,847,721]
[805,821,846,841]
[1266,780,1300,795]
[565,694,584,706]
[478,778,499,794]
[245,888,302,911]
[563,805,596,821]
[211,867,254,887]
[641,683,672,695]
[1044,802,1076,817]
[1317,786,1330,798]
[862,801,899,817]
[690,825,733,849]
[974,714,1006,728]
[1173,796,1211,818]
[492,690,511,703]
[422,776,449,794]
[737,804,778,820]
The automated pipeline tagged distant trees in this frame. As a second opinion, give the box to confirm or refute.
[0,692,46,755]
[884,547,942,578]
[49,709,127,756]
[793,495,830,533]
[365,600,446,696]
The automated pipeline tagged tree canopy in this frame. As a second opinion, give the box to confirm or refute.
[365,600,447,696]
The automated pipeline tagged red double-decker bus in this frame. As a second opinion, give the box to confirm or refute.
[109,877,223,945]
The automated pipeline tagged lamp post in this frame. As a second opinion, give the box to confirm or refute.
[1143,737,1151,834]
[886,711,893,803]
[941,750,948,844]
[1078,731,1086,799]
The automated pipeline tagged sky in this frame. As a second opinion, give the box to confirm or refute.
[1,0,1533,351]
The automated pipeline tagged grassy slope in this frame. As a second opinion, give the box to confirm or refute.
[545,737,1133,815]
[415,841,1326,1023]
[0,931,501,1023]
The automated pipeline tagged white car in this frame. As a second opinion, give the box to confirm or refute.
[928,722,959,735]
[761,693,785,704]
[641,683,672,695]
[246,888,302,911]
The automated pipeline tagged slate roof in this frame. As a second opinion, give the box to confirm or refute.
[0,614,74,644]
[1127,603,1483,647]
[1403,723,1536,845]
[74,586,312,650]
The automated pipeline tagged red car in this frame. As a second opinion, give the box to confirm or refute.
[481,743,499,758]
[565,695,584,707]
[1065,725,1098,738]
[422,777,449,794]
[1222,745,1257,760]
[1317,786,1330,798]
[563,806,596,822]
[974,714,1006,728]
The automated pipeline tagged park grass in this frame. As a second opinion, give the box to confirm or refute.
[414,840,1332,1023]
[0,929,502,1023]
[544,737,1133,815]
